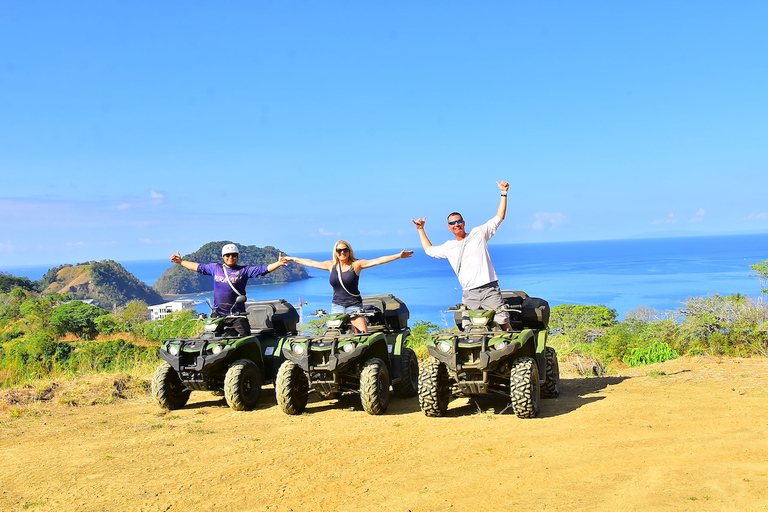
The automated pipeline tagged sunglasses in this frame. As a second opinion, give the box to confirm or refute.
[336,248,350,254]
[448,219,465,226]
[223,253,239,258]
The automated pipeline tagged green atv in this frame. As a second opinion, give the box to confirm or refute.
[151,298,299,411]
[418,290,559,418]
[275,294,418,415]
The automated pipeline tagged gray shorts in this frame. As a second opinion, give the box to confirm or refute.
[461,281,510,327]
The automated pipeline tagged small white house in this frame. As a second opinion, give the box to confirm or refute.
[148,299,198,321]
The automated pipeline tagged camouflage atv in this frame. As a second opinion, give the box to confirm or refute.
[151,298,299,411]
[275,294,418,415]
[418,290,559,418]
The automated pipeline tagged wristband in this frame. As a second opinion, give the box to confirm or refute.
[501,193,507,197]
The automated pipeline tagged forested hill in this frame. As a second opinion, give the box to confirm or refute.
[38,260,164,309]
[152,241,309,295]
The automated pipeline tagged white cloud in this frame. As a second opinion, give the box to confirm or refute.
[150,190,165,200]
[747,213,768,220]
[652,213,677,225]
[690,208,706,223]
[139,238,153,244]
[0,241,14,253]
[532,212,569,231]
[314,227,340,237]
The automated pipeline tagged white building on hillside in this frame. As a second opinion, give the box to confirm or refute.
[148,299,198,321]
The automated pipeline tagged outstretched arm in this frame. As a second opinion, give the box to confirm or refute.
[282,255,333,271]
[266,253,290,272]
[357,249,414,270]
[171,251,199,272]
[496,180,509,220]
[412,217,433,251]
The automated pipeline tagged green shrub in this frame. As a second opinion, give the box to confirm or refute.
[624,342,679,367]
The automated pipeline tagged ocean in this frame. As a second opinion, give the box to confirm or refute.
[4,233,767,328]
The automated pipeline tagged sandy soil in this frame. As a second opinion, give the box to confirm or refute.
[1,356,767,512]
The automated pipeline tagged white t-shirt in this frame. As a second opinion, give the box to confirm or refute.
[425,216,502,291]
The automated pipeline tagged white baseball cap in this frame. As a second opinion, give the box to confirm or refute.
[221,243,239,256]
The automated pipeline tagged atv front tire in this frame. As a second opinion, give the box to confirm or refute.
[509,357,541,419]
[224,359,263,411]
[418,357,451,417]
[392,347,419,398]
[151,362,191,410]
[275,360,310,415]
[540,346,560,398]
[360,357,391,415]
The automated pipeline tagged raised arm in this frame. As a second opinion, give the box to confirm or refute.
[283,255,334,271]
[496,180,509,220]
[357,249,414,270]
[412,217,433,251]
[171,251,199,272]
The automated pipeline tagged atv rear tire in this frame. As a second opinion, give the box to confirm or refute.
[275,360,309,415]
[224,359,263,411]
[509,357,541,419]
[392,347,419,398]
[360,357,391,415]
[418,357,450,417]
[151,362,191,410]
[540,346,560,398]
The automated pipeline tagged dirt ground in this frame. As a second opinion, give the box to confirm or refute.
[1,355,767,512]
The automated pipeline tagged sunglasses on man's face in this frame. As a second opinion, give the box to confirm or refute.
[224,253,238,258]
[336,248,349,254]
[448,219,465,226]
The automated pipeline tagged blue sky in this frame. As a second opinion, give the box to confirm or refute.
[2,1,767,268]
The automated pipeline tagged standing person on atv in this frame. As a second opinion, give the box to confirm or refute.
[283,241,413,333]
[412,180,512,331]
[170,243,288,336]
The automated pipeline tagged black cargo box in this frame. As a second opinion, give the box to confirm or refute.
[246,299,299,335]
[362,294,409,331]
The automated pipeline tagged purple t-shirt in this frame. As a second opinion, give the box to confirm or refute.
[197,263,269,316]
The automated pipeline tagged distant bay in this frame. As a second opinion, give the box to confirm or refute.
[4,233,767,328]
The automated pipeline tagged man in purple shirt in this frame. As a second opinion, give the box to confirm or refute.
[170,243,288,335]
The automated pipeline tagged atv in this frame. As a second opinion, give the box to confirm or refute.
[151,297,299,411]
[418,290,559,418]
[275,294,418,415]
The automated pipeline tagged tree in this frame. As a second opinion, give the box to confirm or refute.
[119,300,150,327]
[749,260,768,296]
[549,304,618,332]
[51,301,108,339]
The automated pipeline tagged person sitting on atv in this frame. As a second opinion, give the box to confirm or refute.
[170,243,288,336]
[283,240,413,333]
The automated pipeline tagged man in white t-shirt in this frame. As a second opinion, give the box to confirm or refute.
[412,181,512,330]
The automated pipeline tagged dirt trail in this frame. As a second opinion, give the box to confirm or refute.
[1,356,767,512]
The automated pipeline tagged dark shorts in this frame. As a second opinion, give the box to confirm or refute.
[461,281,510,327]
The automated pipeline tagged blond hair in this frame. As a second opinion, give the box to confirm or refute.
[332,240,358,266]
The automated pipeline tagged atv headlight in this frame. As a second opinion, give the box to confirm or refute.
[342,342,356,353]
[292,343,306,355]
[493,341,507,351]
[168,345,179,356]
[210,344,223,355]
[327,318,343,328]
[436,341,452,353]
